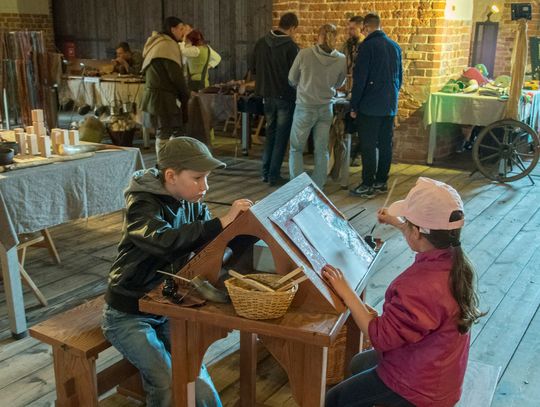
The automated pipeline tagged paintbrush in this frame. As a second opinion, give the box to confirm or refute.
[365,178,398,247]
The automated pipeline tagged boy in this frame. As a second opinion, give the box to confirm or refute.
[102,137,252,407]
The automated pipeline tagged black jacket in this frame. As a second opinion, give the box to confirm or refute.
[105,169,222,314]
[351,30,403,117]
[252,30,299,101]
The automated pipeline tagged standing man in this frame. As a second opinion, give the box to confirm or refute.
[349,13,402,198]
[252,12,299,186]
[288,24,346,188]
[141,17,191,158]
[341,15,364,166]
[342,15,364,93]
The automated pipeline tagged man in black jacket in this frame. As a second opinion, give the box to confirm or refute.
[102,137,252,407]
[349,13,402,199]
[252,12,299,186]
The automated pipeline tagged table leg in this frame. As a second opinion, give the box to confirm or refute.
[0,243,27,338]
[241,112,250,156]
[261,336,327,406]
[340,133,352,189]
[427,123,437,164]
[239,332,257,407]
[170,319,230,407]
[170,319,197,407]
[142,127,151,149]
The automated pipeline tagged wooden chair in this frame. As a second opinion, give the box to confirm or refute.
[223,93,241,137]
[29,295,145,406]
[16,229,61,307]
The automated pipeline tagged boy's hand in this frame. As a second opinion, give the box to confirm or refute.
[219,199,253,228]
[322,264,356,304]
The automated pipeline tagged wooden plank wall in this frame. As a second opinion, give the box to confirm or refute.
[52,0,272,82]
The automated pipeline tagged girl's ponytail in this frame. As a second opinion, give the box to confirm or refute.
[420,210,486,333]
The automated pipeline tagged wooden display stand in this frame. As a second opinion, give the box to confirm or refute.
[139,173,382,406]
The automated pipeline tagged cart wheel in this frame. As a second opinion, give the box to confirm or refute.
[472,119,540,182]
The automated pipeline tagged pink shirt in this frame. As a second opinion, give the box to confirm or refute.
[368,248,469,407]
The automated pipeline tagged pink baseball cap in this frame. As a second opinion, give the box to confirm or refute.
[388,177,465,231]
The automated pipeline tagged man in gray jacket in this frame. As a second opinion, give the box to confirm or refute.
[288,24,346,188]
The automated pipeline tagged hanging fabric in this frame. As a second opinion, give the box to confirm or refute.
[505,19,528,120]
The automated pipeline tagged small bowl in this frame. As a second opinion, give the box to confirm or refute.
[0,141,19,155]
[0,147,15,165]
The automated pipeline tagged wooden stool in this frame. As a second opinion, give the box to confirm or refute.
[30,296,145,406]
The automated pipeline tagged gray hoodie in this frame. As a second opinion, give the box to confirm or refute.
[125,168,172,197]
[288,45,347,106]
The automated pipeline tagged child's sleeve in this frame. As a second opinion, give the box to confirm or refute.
[125,198,222,260]
[367,285,443,352]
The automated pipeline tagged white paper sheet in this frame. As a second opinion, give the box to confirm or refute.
[292,204,368,288]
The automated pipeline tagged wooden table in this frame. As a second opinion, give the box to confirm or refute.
[0,147,143,338]
[139,294,360,407]
[423,92,508,164]
[138,174,381,406]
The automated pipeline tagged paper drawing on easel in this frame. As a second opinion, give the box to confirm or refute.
[269,185,374,286]
[291,204,369,289]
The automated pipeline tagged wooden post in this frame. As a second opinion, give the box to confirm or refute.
[239,332,257,407]
[52,345,99,407]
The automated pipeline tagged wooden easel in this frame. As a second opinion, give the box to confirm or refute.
[140,173,381,406]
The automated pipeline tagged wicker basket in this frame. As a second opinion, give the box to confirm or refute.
[225,273,298,320]
[326,325,348,385]
[109,128,136,146]
[326,325,374,385]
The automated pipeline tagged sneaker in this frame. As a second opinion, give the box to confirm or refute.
[349,184,375,198]
[373,182,388,193]
[269,176,289,187]
[261,176,269,183]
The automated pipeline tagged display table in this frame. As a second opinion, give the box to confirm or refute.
[0,147,144,338]
[423,92,508,164]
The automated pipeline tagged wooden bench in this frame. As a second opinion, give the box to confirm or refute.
[29,295,145,406]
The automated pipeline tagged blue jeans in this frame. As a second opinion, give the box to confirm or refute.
[289,103,334,188]
[325,349,414,407]
[262,97,295,181]
[102,304,222,407]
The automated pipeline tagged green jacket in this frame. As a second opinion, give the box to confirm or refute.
[140,32,189,119]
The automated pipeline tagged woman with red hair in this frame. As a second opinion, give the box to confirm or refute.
[179,29,221,92]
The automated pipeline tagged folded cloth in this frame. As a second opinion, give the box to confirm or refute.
[441,79,462,93]
[462,67,489,86]
[479,88,501,97]
[475,63,489,78]
[494,75,511,88]
[463,79,479,93]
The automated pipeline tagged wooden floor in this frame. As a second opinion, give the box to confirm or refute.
[1,136,539,406]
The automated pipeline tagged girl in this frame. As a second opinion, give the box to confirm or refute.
[324,177,485,407]
[181,29,221,92]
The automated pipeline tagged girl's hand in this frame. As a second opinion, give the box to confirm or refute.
[377,208,405,229]
[322,264,356,304]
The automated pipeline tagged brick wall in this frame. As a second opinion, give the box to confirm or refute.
[272,0,473,163]
[494,0,540,77]
[0,0,55,52]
